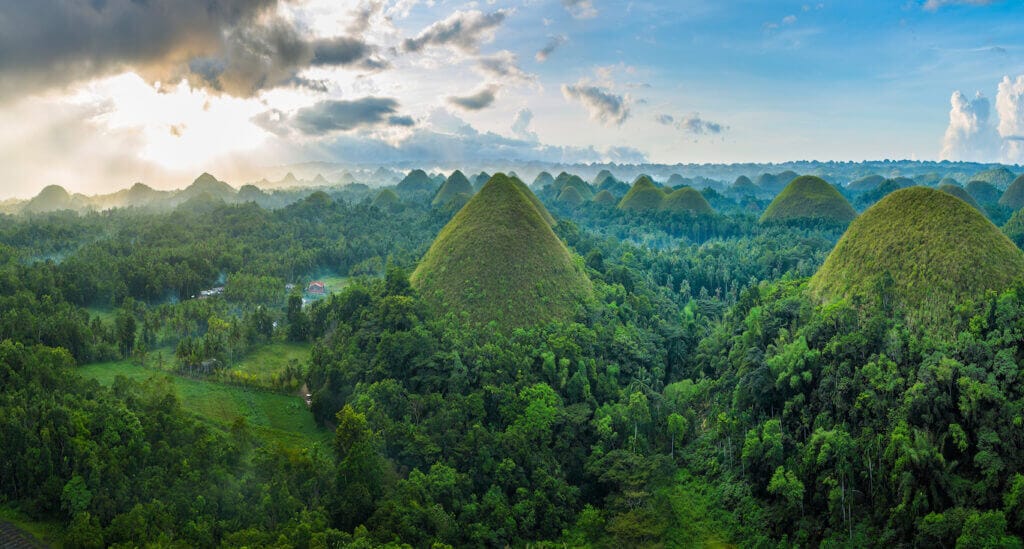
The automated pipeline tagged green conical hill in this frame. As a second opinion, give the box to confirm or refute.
[557,186,585,206]
[730,176,759,196]
[593,170,618,188]
[810,187,1024,328]
[967,180,1001,204]
[432,170,474,207]
[618,176,665,211]
[938,182,982,210]
[759,176,856,225]
[532,171,555,189]
[396,169,437,194]
[846,175,885,193]
[22,185,74,213]
[973,166,1017,189]
[510,176,556,226]
[593,190,617,205]
[473,172,491,190]
[372,189,402,212]
[1000,176,1024,210]
[660,187,714,214]
[410,174,592,331]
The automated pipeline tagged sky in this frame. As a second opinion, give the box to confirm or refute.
[1,0,1024,198]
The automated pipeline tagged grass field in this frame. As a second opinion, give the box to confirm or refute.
[84,306,116,325]
[230,342,311,377]
[311,274,350,294]
[78,360,329,449]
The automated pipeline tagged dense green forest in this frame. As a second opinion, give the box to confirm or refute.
[4,170,1024,548]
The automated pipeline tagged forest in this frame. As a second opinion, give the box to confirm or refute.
[3,167,1024,549]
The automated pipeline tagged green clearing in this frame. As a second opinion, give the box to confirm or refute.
[316,274,350,293]
[230,342,311,377]
[84,306,116,325]
[78,360,328,449]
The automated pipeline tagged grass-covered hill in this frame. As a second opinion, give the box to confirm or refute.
[431,170,474,207]
[846,174,885,193]
[396,169,438,194]
[938,182,982,210]
[372,188,402,212]
[410,173,591,331]
[973,166,1017,189]
[811,187,1024,328]
[660,187,714,214]
[618,176,667,211]
[967,180,1002,205]
[21,185,77,214]
[756,170,799,193]
[532,171,555,189]
[729,175,759,196]
[557,186,585,206]
[473,172,491,190]
[759,175,856,225]
[999,175,1024,210]
[511,176,556,226]
[593,189,617,205]
[592,169,618,188]
[553,172,594,199]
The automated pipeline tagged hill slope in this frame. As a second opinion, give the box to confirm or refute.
[511,176,556,226]
[618,176,666,211]
[938,182,982,210]
[432,170,474,207]
[759,175,856,225]
[810,187,1024,327]
[410,174,591,331]
[1000,175,1024,210]
[660,187,714,214]
[593,190,617,205]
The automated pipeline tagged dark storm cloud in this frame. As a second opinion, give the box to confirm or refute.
[447,86,498,110]
[402,10,509,53]
[0,0,387,100]
[255,98,414,137]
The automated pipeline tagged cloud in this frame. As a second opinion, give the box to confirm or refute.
[476,51,535,83]
[563,0,598,19]
[257,97,413,136]
[782,15,798,24]
[562,82,629,126]
[536,35,567,62]
[402,10,509,53]
[447,86,498,110]
[511,109,538,141]
[657,112,726,136]
[940,90,999,161]
[923,0,994,11]
[997,75,1024,161]
[0,0,391,100]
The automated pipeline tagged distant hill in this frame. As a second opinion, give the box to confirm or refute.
[811,187,1024,329]
[532,171,555,189]
[593,190,617,205]
[1000,175,1024,210]
[618,176,666,211]
[967,180,1001,205]
[22,184,76,214]
[432,170,474,207]
[396,169,438,194]
[175,173,236,204]
[846,174,885,193]
[938,182,982,210]
[756,171,799,193]
[557,186,585,206]
[760,176,856,225]
[552,173,594,200]
[473,172,491,191]
[972,166,1017,189]
[372,189,402,212]
[410,173,591,331]
[660,187,714,214]
[729,176,759,196]
[666,174,688,188]
[593,169,619,189]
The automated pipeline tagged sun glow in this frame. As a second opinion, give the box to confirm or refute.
[72,74,270,171]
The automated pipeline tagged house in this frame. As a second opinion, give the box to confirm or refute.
[306,281,326,295]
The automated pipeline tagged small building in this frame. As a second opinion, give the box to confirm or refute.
[306,281,326,295]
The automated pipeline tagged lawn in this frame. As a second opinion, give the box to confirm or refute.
[309,274,350,294]
[78,360,329,449]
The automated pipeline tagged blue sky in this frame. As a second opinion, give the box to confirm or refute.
[0,0,1022,197]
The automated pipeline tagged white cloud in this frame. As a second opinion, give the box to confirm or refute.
[511,108,538,141]
[561,82,630,126]
[563,0,598,19]
[997,75,1024,162]
[940,90,999,162]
